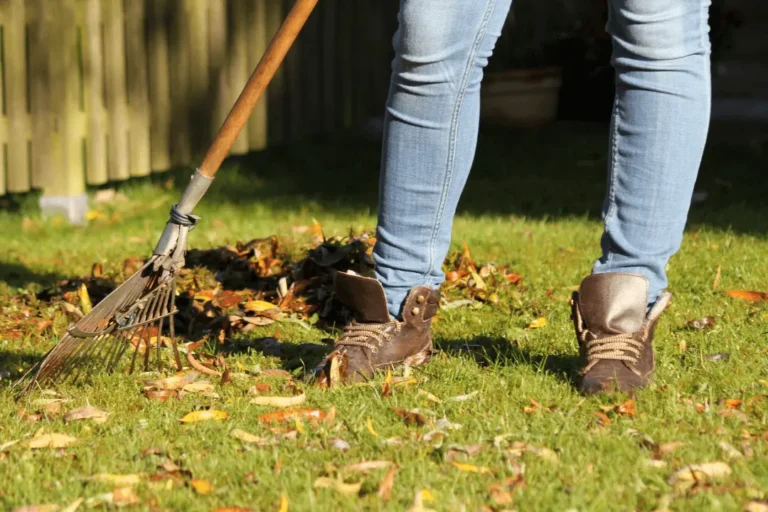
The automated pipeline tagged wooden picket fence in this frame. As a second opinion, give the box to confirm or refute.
[0,0,398,197]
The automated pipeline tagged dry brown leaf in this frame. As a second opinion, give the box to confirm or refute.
[744,502,768,512]
[324,405,337,426]
[725,290,768,302]
[489,476,524,506]
[260,369,292,379]
[87,473,141,486]
[258,408,326,424]
[190,478,212,495]
[64,405,109,424]
[451,461,493,474]
[685,316,717,330]
[658,442,684,455]
[725,399,743,409]
[313,477,362,496]
[179,410,229,423]
[11,505,60,512]
[144,372,199,390]
[112,487,138,507]
[377,465,398,501]
[342,460,393,473]
[593,411,611,426]
[381,369,393,398]
[26,433,77,449]
[392,408,426,426]
[617,399,636,417]
[667,462,732,485]
[250,391,306,408]
[181,381,215,394]
[718,441,743,459]
[144,389,177,402]
[230,429,267,445]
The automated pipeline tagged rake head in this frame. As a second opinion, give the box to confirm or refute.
[13,171,213,396]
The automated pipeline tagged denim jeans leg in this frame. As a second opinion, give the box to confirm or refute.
[374,0,513,318]
[593,0,712,304]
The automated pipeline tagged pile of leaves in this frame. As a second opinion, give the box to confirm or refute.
[1,230,525,357]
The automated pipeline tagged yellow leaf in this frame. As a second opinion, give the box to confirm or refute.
[250,391,306,408]
[366,418,379,438]
[419,488,435,502]
[417,389,442,404]
[179,410,229,423]
[526,317,547,329]
[277,494,289,512]
[313,477,362,496]
[295,418,305,435]
[668,462,732,485]
[230,429,265,445]
[78,284,93,314]
[64,405,109,423]
[191,478,212,495]
[451,462,493,474]
[88,473,141,486]
[85,209,104,221]
[26,433,78,449]
[244,300,279,313]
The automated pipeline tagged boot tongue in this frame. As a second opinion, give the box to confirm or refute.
[579,273,648,335]
[334,272,391,323]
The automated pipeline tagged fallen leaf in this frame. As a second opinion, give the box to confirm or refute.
[330,438,350,451]
[245,300,280,313]
[258,408,326,424]
[144,372,199,390]
[593,411,611,426]
[78,284,93,314]
[144,389,177,401]
[526,317,547,329]
[446,391,478,402]
[278,494,288,512]
[181,381,215,394]
[11,505,60,512]
[313,477,362,496]
[112,487,138,507]
[366,418,379,438]
[392,408,426,426]
[718,441,743,459]
[342,460,393,473]
[726,290,768,302]
[712,265,721,289]
[708,352,730,362]
[214,508,254,512]
[381,369,393,398]
[726,399,743,409]
[658,442,684,455]
[745,502,768,512]
[377,466,398,501]
[685,317,717,330]
[451,461,493,474]
[64,405,109,424]
[250,391,306,408]
[0,439,20,452]
[489,476,524,506]
[87,474,141,486]
[435,418,462,431]
[60,497,84,512]
[667,462,732,485]
[406,489,436,512]
[26,433,78,449]
[260,369,292,379]
[417,389,442,404]
[230,429,266,445]
[190,478,212,495]
[180,410,229,423]
[617,399,636,417]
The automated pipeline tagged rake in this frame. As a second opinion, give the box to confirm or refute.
[14,0,319,395]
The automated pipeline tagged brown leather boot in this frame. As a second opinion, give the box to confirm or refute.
[316,271,439,385]
[571,273,671,395]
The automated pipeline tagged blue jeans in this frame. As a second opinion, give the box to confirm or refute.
[373,0,711,317]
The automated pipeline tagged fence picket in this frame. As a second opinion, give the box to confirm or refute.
[3,0,30,193]
[124,0,151,177]
[103,0,129,181]
[82,0,107,185]
[147,0,171,172]
[246,0,268,151]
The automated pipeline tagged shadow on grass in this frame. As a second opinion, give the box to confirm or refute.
[148,121,768,237]
[0,262,66,290]
[438,336,581,388]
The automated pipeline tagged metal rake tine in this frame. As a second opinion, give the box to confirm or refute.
[151,284,173,372]
[169,283,183,371]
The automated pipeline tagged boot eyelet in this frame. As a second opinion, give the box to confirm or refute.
[411,307,420,316]
[416,295,425,304]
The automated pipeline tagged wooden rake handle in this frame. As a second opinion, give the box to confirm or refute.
[198,0,319,178]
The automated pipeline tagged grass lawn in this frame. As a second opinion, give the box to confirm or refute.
[1,123,767,511]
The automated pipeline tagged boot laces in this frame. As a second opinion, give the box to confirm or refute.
[336,321,401,354]
[581,329,647,376]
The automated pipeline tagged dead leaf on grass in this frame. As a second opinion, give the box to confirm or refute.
[685,317,717,330]
[60,498,84,512]
[406,489,436,512]
[488,475,524,506]
[260,369,292,379]
[180,410,229,423]
[11,505,60,512]
[745,502,768,512]
[667,461,732,485]
[445,391,478,402]
[144,372,199,390]
[112,487,138,507]
[250,391,306,408]
[725,399,743,409]
[214,508,253,512]
[381,369,393,398]
[230,429,267,445]
[190,478,212,495]
[26,433,77,449]
[144,389,178,401]
[718,441,743,459]
[366,418,379,438]
[87,473,141,486]
[377,465,398,501]
[657,442,684,455]
[451,461,493,474]
[593,411,611,426]
[258,408,326,424]
[342,460,393,473]
[526,317,547,330]
[392,408,426,426]
[313,476,362,496]
[417,389,442,404]
[726,290,768,302]
[64,405,109,424]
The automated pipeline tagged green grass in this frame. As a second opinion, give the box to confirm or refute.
[1,124,768,511]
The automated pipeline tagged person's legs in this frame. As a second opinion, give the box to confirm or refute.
[573,0,711,394]
[592,0,712,305]
[373,0,513,318]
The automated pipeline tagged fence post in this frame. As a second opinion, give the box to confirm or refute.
[40,0,87,224]
[1,0,31,193]
[82,0,107,185]
[186,0,209,160]
[228,0,250,154]
[246,0,268,151]
[265,0,284,145]
[147,0,171,172]
[168,0,191,165]
[125,0,151,177]
[103,0,129,181]
[26,0,52,190]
